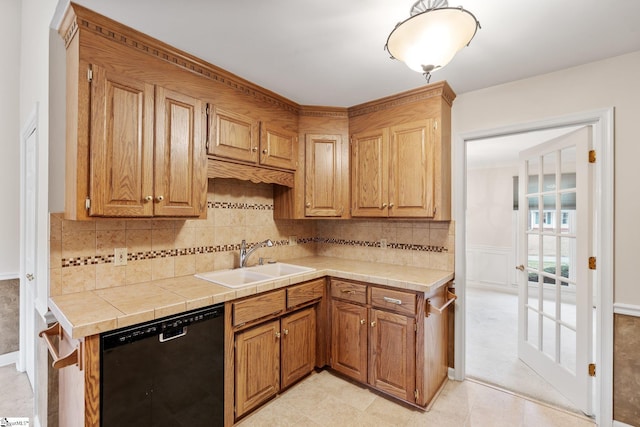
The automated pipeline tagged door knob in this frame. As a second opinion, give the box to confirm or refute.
[515,265,525,271]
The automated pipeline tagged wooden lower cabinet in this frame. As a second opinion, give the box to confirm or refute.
[329,278,451,409]
[235,319,281,418]
[233,304,319,422]
[369,309,416,402]
[330,300,368,383]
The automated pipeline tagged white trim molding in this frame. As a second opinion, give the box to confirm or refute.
[613,421,634,427]
[0,351,19,367]
[613,303,640,318]
[0,273,20,281]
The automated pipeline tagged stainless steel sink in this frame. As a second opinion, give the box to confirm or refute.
[195,263,315,288]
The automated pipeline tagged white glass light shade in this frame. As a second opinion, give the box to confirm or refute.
[386,7,478,73]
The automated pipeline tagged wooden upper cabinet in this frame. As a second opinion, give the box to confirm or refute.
[89,65,155,217]
[87,65,206,218]
[389,120,435,217]
[351,128,389,217]
[154,87,207,217]
[259,124,297,170]
[208,106,259,163]
[351,120,438,218]
[304,134,344,217]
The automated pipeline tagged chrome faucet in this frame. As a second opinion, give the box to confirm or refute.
[240,239,273,267]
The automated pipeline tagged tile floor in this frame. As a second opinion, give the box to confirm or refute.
[0,362,594,426]
[237,370,595,427]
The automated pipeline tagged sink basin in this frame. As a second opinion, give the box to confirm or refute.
[195,269,274,288]
[248,262,315,277]
[195,263,315,288]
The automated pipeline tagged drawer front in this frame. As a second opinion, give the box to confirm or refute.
[233,289,286,327]
[330,279,367,304]
[287,278,325,309]
[370,287,416,316]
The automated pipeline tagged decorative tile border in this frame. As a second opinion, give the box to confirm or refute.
[207,201,274,210]
[60,237,447,268]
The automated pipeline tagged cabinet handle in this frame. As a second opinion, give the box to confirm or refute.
[383,296,403,305]
[283,329,289,336]
[262,149,268,154]
[144,195,153,202]
[341,289,355,295]
[252,147,258,152]
[275,331,281,338]
[306,202,311,208]
[370,321,376,327]
[156,195,164,202]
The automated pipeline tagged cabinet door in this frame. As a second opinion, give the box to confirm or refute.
[154,87,207,217]
[330,300,368,383]
[89,64,155,217]
[260,124,297,170]
[351,128,388,217]
[235,320,280,418]
[281,307,316,389]
[389,120,435,217]
[208,106,259,163]
[369,309,416,402]
[304,134,343,217]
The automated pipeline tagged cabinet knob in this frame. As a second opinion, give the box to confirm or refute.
[252,147,258,152]
[156,195,164,202]
[262,149,268,154]
[382,203,387,208]
[275,331,281,338]
[283,329,289,336]
[360,319,366,325]
[305,202,311,208]
[144,195,153,202]
[389,203,394,208]
[370,321,376,327]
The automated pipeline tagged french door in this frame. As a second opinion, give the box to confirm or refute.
[517,126,593,415]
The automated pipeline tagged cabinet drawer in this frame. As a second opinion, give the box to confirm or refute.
[233,290,286,327]
[330,279,367,304]
[287,279,324,309]
[370,287,416,316]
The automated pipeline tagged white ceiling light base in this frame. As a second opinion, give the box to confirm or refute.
[385,0,480,81]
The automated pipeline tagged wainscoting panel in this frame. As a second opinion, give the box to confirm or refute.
[466,245,516,291]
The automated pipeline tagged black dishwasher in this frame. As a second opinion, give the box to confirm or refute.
[100,304,224,427]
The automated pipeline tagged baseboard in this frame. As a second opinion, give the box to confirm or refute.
[613,420,635,427]
[613,303,640,318]
[0,272,19,281]
[0,351,19,367]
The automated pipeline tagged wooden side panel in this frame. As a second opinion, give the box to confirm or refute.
[281,307,316,389]
[89,64,154,217]
[259,124,298,170]
[351,128,388,217]
[330,300,368,383]
[209,106,259,163]
[224,302,235,427]
[154,87,206,217]
[233,290,286,327]
[84,335,100,427]
[305,134,343,217]
[389,120,435,218]
[235,320,280,418]
[368,309,416,403]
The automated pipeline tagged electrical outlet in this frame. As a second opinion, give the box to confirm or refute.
[289,236,297,246]
[114,248,128,266]
[380,239,387,249]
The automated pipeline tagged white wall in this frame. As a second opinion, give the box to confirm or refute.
[452,50,640,305]
[0,0,22,277]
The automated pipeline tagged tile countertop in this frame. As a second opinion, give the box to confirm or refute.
[49,256,454,339]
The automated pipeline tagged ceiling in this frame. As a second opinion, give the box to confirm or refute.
[70,0,640,107]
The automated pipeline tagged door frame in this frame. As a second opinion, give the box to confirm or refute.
[453,108,614,426]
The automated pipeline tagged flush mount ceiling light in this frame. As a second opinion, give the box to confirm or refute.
[385,0,480,82]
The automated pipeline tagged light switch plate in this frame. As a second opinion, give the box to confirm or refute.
[114,248,127,266]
